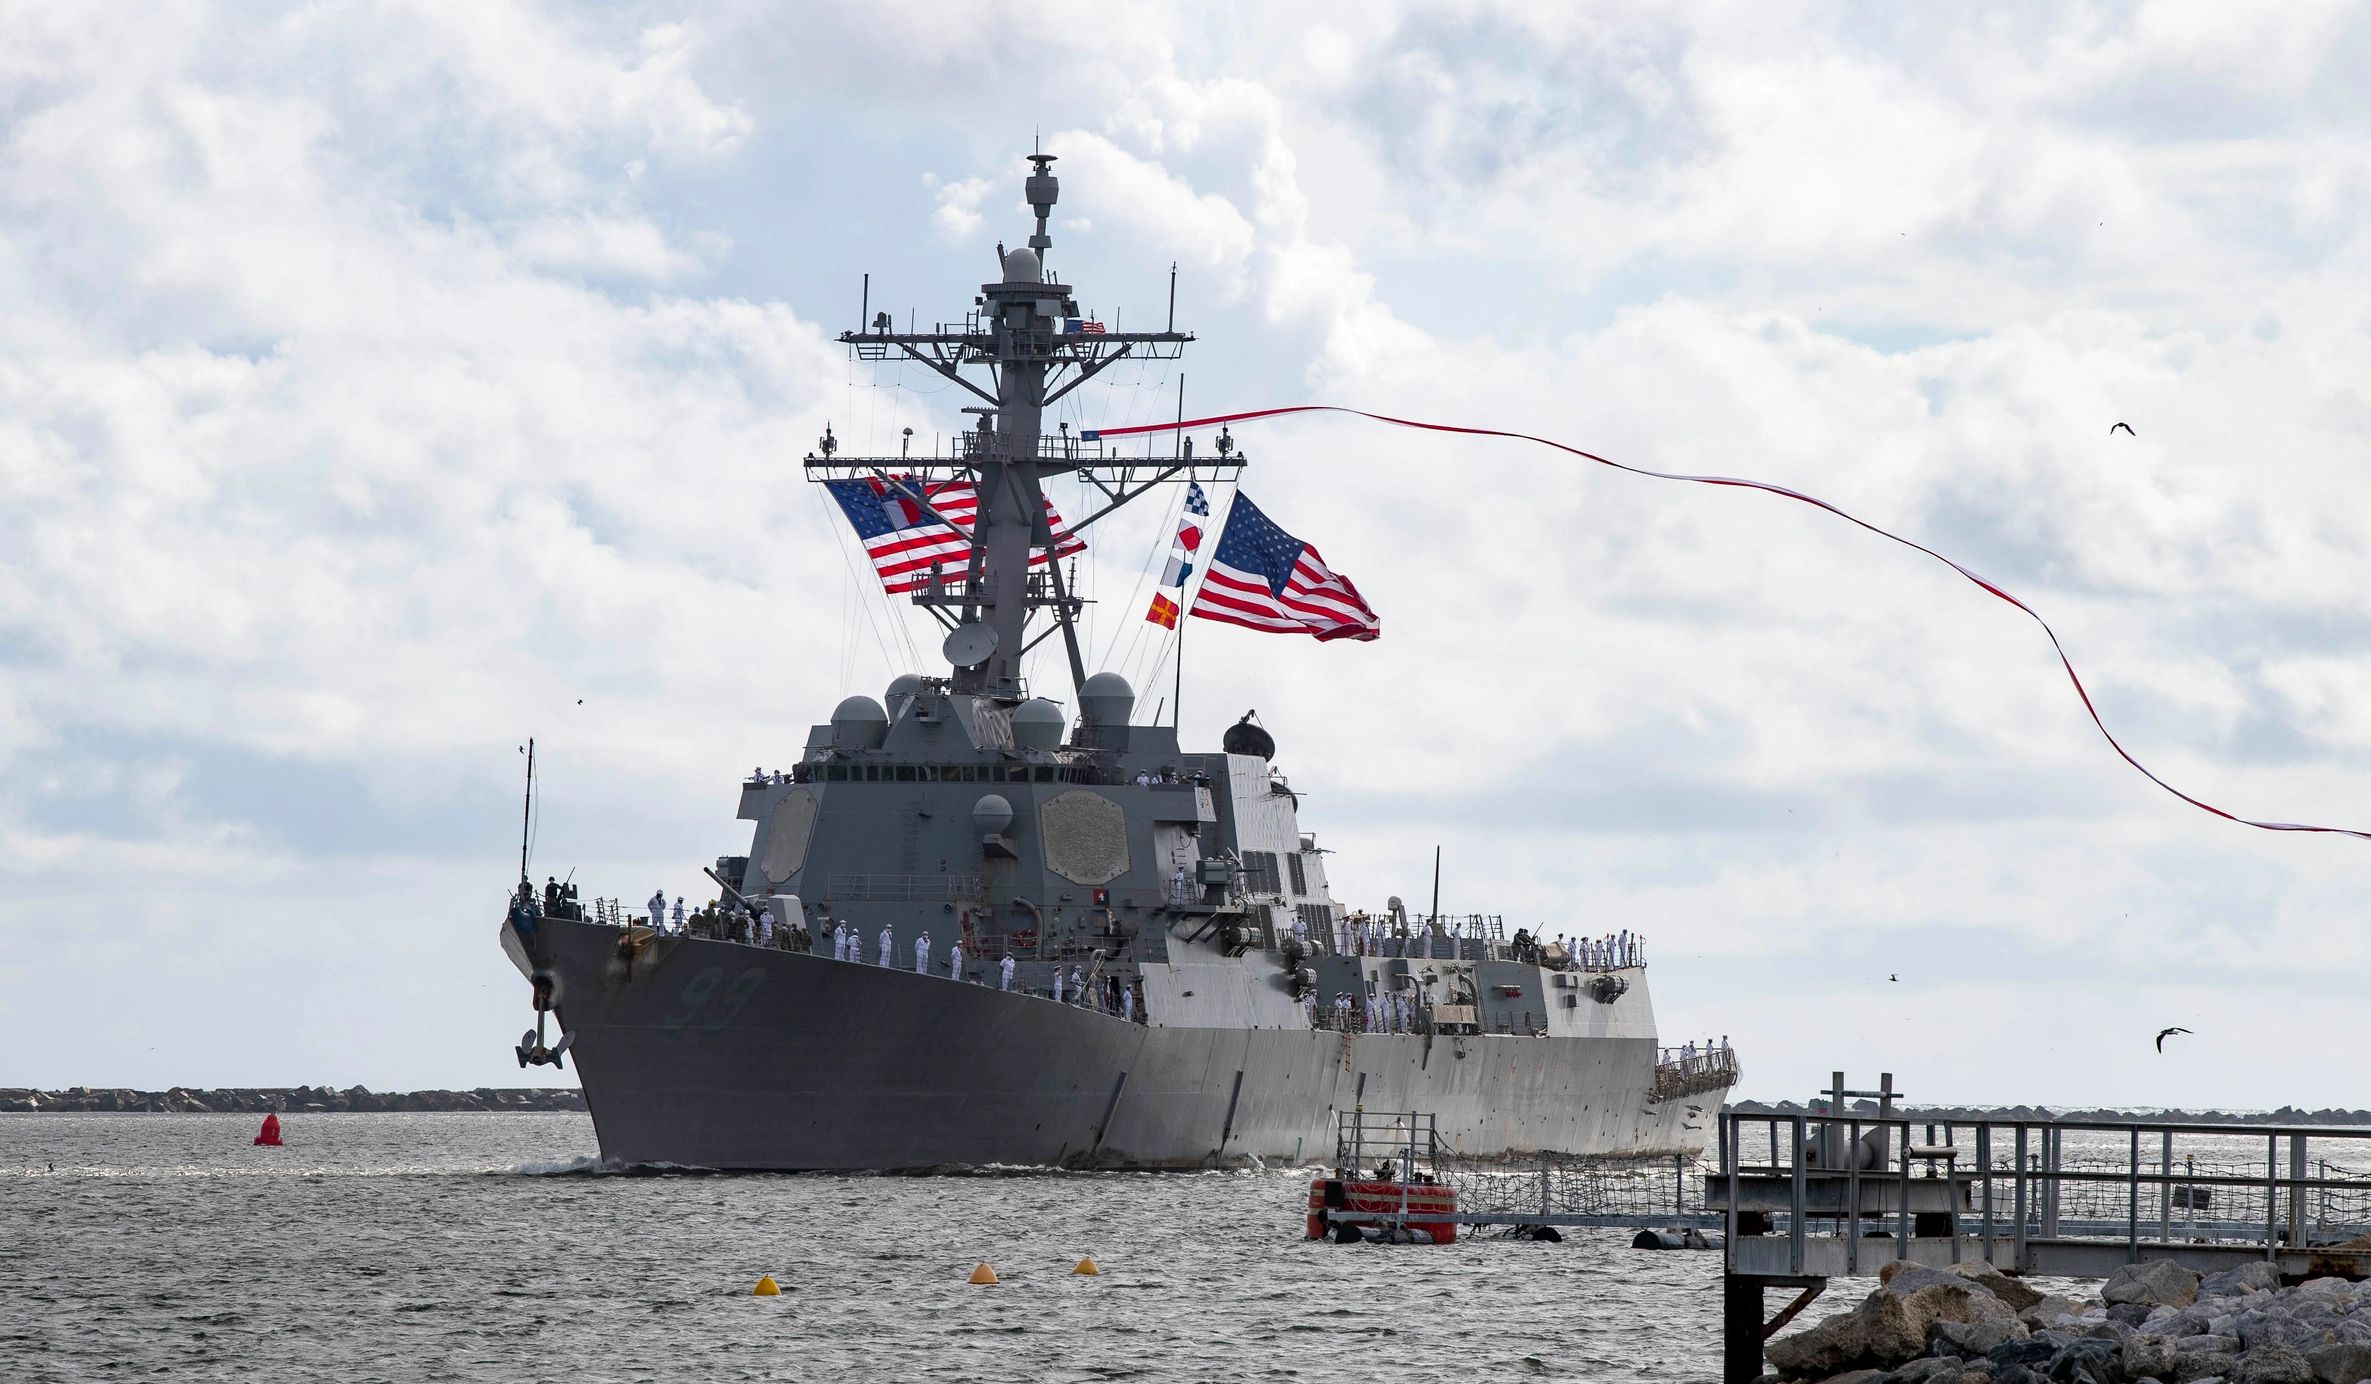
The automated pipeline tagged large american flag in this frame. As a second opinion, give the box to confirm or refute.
[824,476,1085,594]
[1189,492,1380,641]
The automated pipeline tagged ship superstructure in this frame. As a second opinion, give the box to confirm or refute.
[498,154,1737,1169]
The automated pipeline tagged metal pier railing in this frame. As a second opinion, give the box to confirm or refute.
[1714,1098,2371,1383]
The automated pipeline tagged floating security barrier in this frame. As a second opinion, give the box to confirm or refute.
[1630,1228,1717,1251]
[1072,1257,1100,1276]
[969,1262,999,1285]
[752,1275,781,1296]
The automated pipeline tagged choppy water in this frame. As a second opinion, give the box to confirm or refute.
[4,1113,1725,1383]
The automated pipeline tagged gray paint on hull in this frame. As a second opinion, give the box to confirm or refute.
[525,919,1725,1170]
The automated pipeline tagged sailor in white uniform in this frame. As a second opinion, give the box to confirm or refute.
[948,939,964,982]
[1052,968,1066,1003]
[670,897,686,933]
[999,955,1015,992]
[1170,865,1188,902]
[1299,990,1316,1026]
[914,931,931,975]
[756,908,774,948]
[1068,966,1084,1003]
[831,923,845,961]
[648,890,666,930]
[877,925,893,967]
[1121,985,1135,1022]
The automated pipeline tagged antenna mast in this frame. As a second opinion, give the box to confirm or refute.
[519,737,535,888]
[808,152,1242,704]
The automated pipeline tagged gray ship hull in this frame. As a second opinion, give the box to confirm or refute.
[511,917,1725,1170]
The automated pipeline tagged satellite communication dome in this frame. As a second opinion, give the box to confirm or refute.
[884,673,925,720]
[1001,247,1041,283]
[829,695,889,753]
[1078,672,1134,727]
[1012,698,1066,751]
[1221,711,1275,760]
[972,794,1014,837]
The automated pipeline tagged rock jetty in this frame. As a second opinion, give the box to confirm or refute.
[0,1086,585,1113]
[1760,1258,2371,1383]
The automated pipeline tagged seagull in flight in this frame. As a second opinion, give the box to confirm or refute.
[1889,973,1898,983]
[2109,422,2136,437]
[2155,1026,2192,1053]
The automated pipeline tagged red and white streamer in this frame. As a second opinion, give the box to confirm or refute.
[1088,405,2369,843]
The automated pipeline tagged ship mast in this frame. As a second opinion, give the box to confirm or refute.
[808,153,1242,703]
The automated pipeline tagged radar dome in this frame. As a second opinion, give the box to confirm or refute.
[1222,711,1275,760]
[884,674,925,720]
[1079,672,1134,727]
[1012,698,1066,751]
[972,794,1014,837]
[829,695,888,753]
[1001,247,1041,284]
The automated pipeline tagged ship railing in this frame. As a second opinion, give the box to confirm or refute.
[824,874,986,904]
[1654,1048,1740,1099]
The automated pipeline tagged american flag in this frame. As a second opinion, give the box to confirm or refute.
[1064,317,1107,335]
[824,475,1085,594]
[1189,492,1380,641]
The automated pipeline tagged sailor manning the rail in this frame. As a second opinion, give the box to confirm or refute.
[757,908,774,948]
[1052,968,1065,1003]
[648,890,666,930]
[878,924,893,967]
[914,931,931,975]
[1170,865,1188,902]
[999,955,1015,992]
[948,939,964,981]
[1068,966,1085,1003]
[670,897,685,932]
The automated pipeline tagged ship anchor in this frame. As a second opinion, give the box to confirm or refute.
[514,973,574,1069]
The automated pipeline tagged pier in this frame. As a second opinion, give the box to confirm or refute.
[1713,1075,2371,1382]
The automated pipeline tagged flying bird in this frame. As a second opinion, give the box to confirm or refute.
[1889,973,1899,983]
[2109,422,2136,437]
[2155,1026,2192,1053]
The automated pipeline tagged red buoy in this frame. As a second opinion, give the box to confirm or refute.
[253,1113,282,1147]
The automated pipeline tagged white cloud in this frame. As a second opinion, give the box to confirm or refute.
[4,1,2370,1109]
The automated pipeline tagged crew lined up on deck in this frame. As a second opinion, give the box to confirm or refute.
[543,883,1649,1033]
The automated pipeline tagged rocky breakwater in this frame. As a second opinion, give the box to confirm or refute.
[1761,1258,2371,1384]
[0,1086,586,1113]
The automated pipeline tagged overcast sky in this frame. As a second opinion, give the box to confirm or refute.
[5,2,2369,1109]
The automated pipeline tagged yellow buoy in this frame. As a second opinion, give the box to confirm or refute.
[752,1274,781,1296]
[968,1262,999,1285]
[1072,1257,1100,1276]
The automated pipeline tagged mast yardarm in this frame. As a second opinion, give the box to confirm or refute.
[811,153,1234,702]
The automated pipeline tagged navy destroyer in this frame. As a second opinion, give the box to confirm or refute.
[498,153,1738,1170]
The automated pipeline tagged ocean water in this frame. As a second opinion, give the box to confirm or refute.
[3,1113,1727,1383]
